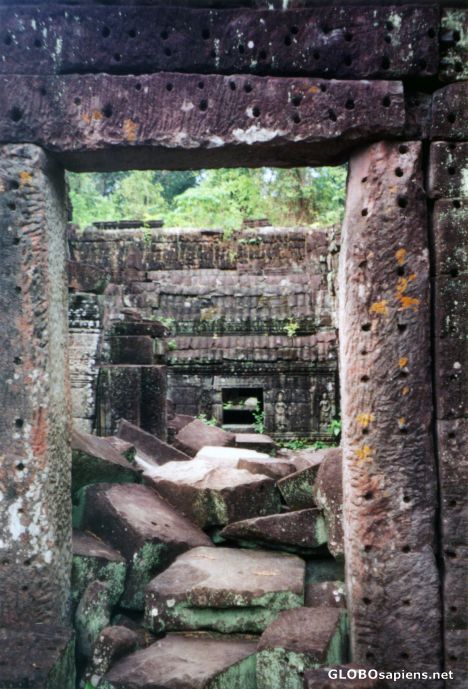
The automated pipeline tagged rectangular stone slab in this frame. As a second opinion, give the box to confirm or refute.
[72,529,127,608]
[428,142,468,199]
[257,607,346,689]
[145,546,305,634]
[104,634,257,689]
[338,141,442,682]
[117,418,191,464]
[439,9,468,82]
[0,5,439,79]
[78,482,212,610]
[431,83,468,140]
[0,74,405,171]
[432,199,468,277]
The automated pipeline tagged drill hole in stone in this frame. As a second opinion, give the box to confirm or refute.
[113,53,122,62]
[396,266,405,276]
[385,20,394,31]
[382,96,391,108]
[164,48,172,57]
[238,44,245,54]
[328,109,337,122]
[14,357,22,365]
[135,83,142,91]
[160,30,169,40]
[199,100,208,112]
[313,51,321,61]
[292,113,301,124]
[290,26,299,35]
[397,196,408,209]
[380,56,390,70]
[453,200,461,209]
[384,34,392,44]
[4,34,12,46]
[363,491,373,500]
[202,28,210,40]
[403,599,411,606]
[361,208,368,217]
[364,544,372,552]
[252,106,261,118]
[397,323,407,333]
[74,97,81,105]
[33,38,42,48]
[361,375,370,383]
[291,95,302,107]
[343,55,352,66]
[345,99,355,110]
[198,81,205,90]
[128,29,137,39]
[284,35,292,47]
[363,597,372,605]
[395,167,403,177]
[448,166,456,176]
[10,107,23,123]
[361,323,371,332]
[8,202,16,211]
[427,28,436,38]
[101,26,110,38]
[244,83,253,93]
[15,418,23,428]
[403,495,411,503]
[447,112,456,124]
[16,462,25,471]
[401,545,411,553]
[399,144,408,154]
[102,104,113,118]
[320,83,327,92]
[166,83,173,92]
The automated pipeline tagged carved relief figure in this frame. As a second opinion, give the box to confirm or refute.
[274,391,288,433]
[319,390,333,431]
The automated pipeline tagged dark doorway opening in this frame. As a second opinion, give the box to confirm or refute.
[222,387,264,427]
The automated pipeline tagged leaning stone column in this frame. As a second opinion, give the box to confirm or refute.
[0,144,71,625]
[338,141,442,686]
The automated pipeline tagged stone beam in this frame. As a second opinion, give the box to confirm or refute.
[0,144,71,625]
[0,74,404,171]
[0,0,462,7]
[0,5,439,79]
[338,142,442,686]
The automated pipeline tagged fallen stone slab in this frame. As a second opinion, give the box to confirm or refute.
[145,546,305,634]
[304,665,387,688]
[79,483,212,609]
[83,625,138,687]
[312,448,344,558]
[145,458,281,528]
[220,509,327,553]
[305,581,346,609]
[104,634,257,689]
[75,580,112,658]
[117,418,191,465]
[0,625,75,689]
[196,445,294,479]
[257,607,347,689]
[71,428,140,494]
[277,464,321,510]
[235,432,276,453]
[105,436,136,463]
[174,419,235,456]
[72,529,126,608]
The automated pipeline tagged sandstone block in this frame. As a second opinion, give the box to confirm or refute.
[305,580,346,609]
[440,9,468,82]
[104,634,257,689]
[220,508,327,552]
[117,418,191,464]
[432,199,468,277]
[196,445,294,479]
[431,83,468,140]
[79,483,212,609]
[428,142,468,199]
[145,546,305,634]
[312,448,344,558]
[109,335,154,365]
[75,580,112,658]
[256,607,347,689]
[83,625,138,687]
[277,460,323,510]
[71,428,139,494]
[72,530,126,608]
[174,419,235,456]
[235,432,276,452]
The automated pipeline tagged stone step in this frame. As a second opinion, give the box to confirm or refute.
[220,509,328,553]
[77,483,212,610]
[145,458,281,528]
[103,634,257,689]
[144,546,305,634]
[71,428,140,495]
[257,607,347,689]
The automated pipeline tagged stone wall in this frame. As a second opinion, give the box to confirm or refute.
[68,224,340,439]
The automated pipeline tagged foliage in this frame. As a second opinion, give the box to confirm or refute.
[197,413,218,427]
[167,339,178,351]
[252,403,265,434]
[327,417,342,438]
[278,438,329,450]
[284,318,299,338]
[68,166,347,230]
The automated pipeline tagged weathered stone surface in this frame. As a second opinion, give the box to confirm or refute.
[220,508,327,552]
[97,365,167,439]
[0,144,71,626]
[440,9,468,82]
[304,665,387,689]
[312,448,344,558]
[196,445,293,479]
[445,629,468,689]
[104,634,257,689]
[109,335,154,365]
[235,432,276,452]
[145,546,304,633]
[0,74,405,171]
[75,579,112,658]
[257,607,346,689]
[71,427,139,494]
[305,580,346,608]
[174,419,235,456]
[0,6,439,79]
[146,458,281,528]
[277,460,322,510]
[72,529,126,608]
[431,83,468,141]
[339,142,441,683]
[428,142,468,199]
[117,418,191,464]
[105,436,136,462]
[444,545,468,631]
[83,625,139,687]
[434,275,467,419]
[438,419,468,546]
[432,198,468,278]
[79,483,212,609]
[0,624,75,689]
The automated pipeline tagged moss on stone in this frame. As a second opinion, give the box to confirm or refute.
[72,554,126,608]
[122,541,170,610]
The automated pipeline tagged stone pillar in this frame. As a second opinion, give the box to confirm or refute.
[338,141,442,686]
[429,141,468,689]
[0,144,71,625]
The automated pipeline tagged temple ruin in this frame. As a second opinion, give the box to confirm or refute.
[0,1,466,688]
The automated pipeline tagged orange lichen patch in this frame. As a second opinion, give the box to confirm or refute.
[123,118,138,142]
[357,412,375,428]
[402,386,410,396]
[308,85,320,94]
[31,407,46,456]
[396,274,420,312]
[370,300,389,316]
[395,248,407,265]
[398,417,407,427]
[399,357,409,368]
[19,171,33,187]
[355,444,373,465]
[92,110,103,121]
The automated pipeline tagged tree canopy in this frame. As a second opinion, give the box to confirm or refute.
[68,166,347,230]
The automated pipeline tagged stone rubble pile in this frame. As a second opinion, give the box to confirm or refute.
[71,420,350,688]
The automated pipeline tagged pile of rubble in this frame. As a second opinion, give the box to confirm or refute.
[71,415,357,689]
